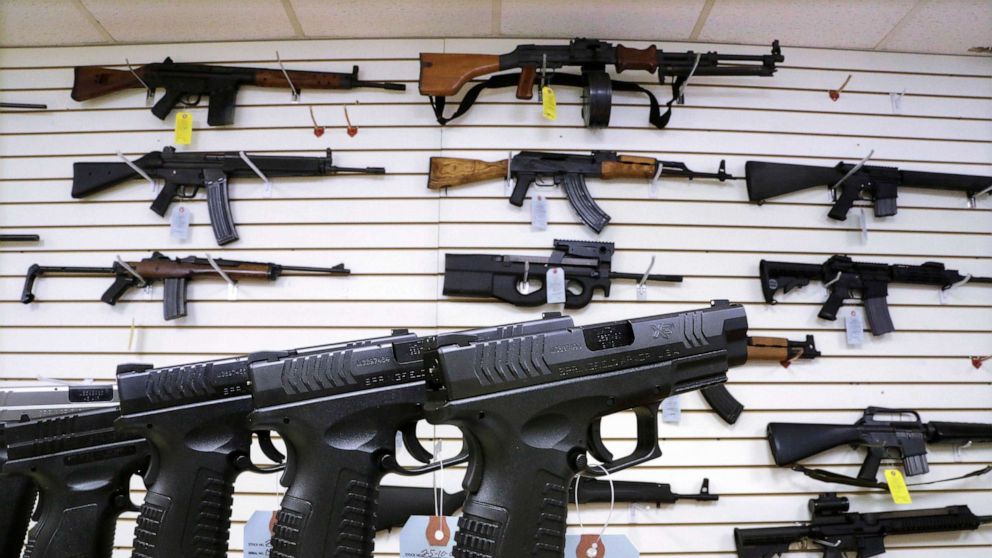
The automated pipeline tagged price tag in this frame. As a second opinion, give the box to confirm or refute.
[174,112,193,145]
[399,516,456,557]
[542,86,557,120]
[845,310,864,347]
[243,510,276,556]
[531,193,549,230]
[661,395,682,424]
[227,282,239,301]
[170,206,191,240]
[884,469,912,504]
[636,284,648,301]
[546,267,566,304]
[566,534,640,558]
[857,207,869,243]
[127,318,137,352]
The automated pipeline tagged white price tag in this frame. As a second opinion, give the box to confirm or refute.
[661,395,682,424]
[636,284,648,301]
[890,90,905,114]
[227,282,239,301]
[170,206,190,241]
[243,510,276,556]
[845,310,864,347]
[531,193,549,230]
[857,207,869,243]
[546,267,566,304]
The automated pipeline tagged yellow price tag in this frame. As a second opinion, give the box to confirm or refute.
[542,86,557,121]
[174,112,193,145]
[884,469,912,504]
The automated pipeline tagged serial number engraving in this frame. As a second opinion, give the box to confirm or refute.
[549,343,581,354]
[357,356,392,367]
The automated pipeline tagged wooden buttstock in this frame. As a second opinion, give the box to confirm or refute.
[419,53,501,96]
[253,69,349,90]
[600,158,658,180]
[428,157,508,190]
[71,66,147,101]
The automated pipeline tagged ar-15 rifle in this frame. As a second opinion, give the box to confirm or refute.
[72,58,405,126]
[0,235,39,242]
[429,151,736,232]
[376,477,717,533]
[760,255,992,335]
[422,301,752,556]
[420,39,782,128]
[746,160,991,220]
[767,407,992,489]
[1,406,148,558]
[21,251,350,321]
[73,147,385,245]
[735,493,992,558]
[0,384,120,558]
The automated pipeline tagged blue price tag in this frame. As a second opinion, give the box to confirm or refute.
[243,510,276,557]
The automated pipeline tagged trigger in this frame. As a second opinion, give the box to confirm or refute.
[401,423,434,463]
[587,418,614,463]
[257,431,286,464]
[462,433,484,494]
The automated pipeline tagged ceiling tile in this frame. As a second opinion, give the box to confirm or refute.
[880,0,992,54]
[500,0,707,40]
[289,0,493,38]
[81,0,297,43]
[0,0,109,46]
[699,0,914,50]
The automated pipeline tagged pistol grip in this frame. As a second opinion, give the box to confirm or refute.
[818,285,849,322]
[509,173,535,207]
[0,475,36,557]
[827,182,860,221]
[151,88,185,121]
[516,66,537,99]
[150,181,180,217]
[22,492,119,558]
[205,169,239,245]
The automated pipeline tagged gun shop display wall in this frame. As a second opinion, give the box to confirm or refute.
[0,2,990,558]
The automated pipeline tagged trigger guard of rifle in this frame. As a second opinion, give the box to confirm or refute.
[180,94,202,107]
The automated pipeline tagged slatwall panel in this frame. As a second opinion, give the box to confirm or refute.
[1,37,990,557]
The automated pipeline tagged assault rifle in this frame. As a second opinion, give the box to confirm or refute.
[1,406,148,558]
[429,151,736,232]
[746,160,992,220]
[0,384,120,558]
[760,255,992,335]
[420,39,782,128]
[21,251,350,320]
[72,58,405,125]
[72,147,385,245]
[0,234,39,242]
[767,407,992,488]
[735,493,992,558]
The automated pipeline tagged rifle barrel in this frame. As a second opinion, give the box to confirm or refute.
[0,102,47,109]
[279,264,351,275]
[331,166,386,175]
[610,272,684,283]
[355,80,407,91]
[0,234,40,242]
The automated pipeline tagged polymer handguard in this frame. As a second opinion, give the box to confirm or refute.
[767,407,992,488]
[428,151,735,233]
[760,256,992,336]
[443,239,682,308]
[745,160,992,221]
[0,408,149,558]
[72,58,405,126]
[247,314,575,558]
[115,357,286,558]
[734,493,992,558]
[424,301,749,557]
[72,147,385,245]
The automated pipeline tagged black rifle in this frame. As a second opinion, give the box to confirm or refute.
[22,251,349,321]
[735,493,992,558]
[0,384,119,558]
[420,39,782,128]
[429,151,735,233]
[443,239,683,307]
[1,407,149,558]
[73,58,405,126]
[73,147,385,245]
[767,407,992,488]
[0,102,47,109]
[760,255,992,335]
[422,301,750,556]
[0,234,40,242]
[746,160,992,220]
[376,477,717,532]
[247,315,579,557]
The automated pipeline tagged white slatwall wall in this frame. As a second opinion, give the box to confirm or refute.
[1,38,990,557]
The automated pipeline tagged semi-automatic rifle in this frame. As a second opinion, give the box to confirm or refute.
[746,160,992,220]
[72,58,405,125]
[73,147,385,245]
[0,384,120,558]
[760,255,991,335]
[429,151,736,232]
[420,39,782,128]
[21,251,350,320]
[767,407,992,488]
[735,493,992,558]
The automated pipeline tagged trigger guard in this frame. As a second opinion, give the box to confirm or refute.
[401,423,435,464]
[584,404,661,476]
[387,448,470,477]
[587,418,614,463]
[256,430,287,464]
